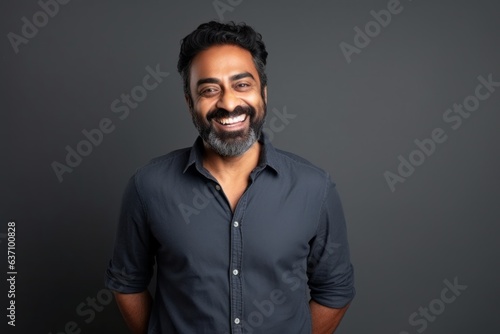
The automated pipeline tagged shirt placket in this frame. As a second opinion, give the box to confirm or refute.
[230,194,246,334]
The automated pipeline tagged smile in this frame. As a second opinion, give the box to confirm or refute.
[214,114,247,125]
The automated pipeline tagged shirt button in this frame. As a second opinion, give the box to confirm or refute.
[232,269,239,275]
[234,318,240,324]
[233,221,239,227]
[215,184,221,191]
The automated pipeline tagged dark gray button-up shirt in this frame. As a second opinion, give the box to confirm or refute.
[105,135,355,334]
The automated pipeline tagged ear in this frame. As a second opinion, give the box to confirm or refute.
[184,94,193,111]
[263,86,268,104]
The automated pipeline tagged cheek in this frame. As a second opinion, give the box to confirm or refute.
[194,100,215,116]
[255,98,267,113]
[246,93,265,108]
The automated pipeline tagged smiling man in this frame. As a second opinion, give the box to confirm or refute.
[105,21,355,334]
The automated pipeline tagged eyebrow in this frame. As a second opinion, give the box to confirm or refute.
[196,72,255,88]
[231,72,255,81]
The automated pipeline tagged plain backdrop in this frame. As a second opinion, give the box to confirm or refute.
[2,0,499,333]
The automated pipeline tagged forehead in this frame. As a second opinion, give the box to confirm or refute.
[189,44,259,82]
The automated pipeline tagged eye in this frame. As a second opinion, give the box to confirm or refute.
[235,82,251,91]
[200,87,219,97]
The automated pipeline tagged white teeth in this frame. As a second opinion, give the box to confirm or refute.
[217,114,246,125]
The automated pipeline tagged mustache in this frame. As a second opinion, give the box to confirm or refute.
[207,105,256,121]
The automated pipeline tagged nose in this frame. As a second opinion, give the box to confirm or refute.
[215,89,240,112]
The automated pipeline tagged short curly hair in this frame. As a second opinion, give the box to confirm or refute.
[177,21,268,101]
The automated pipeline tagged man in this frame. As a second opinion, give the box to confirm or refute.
[105,21,355,334]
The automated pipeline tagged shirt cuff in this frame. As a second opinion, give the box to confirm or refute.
[104,260,151,293]
[309,264,356,308]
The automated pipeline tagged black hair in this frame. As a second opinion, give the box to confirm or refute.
[177,21,268,102]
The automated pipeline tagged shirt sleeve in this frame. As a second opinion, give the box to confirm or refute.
[307,177,355,308]
[105,174,156,293]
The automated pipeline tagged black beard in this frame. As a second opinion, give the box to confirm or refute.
[191,104,266,157]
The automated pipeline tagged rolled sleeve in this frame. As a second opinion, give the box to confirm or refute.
[105,174,156,293]
[307,178,355,308]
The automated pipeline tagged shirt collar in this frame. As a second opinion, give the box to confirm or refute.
[183,132,280,175]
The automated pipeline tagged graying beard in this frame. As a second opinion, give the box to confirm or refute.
[207,129,257,157]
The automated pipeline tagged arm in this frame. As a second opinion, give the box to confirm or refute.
[105,176,156,332]
[308,180,355,333]
[310,299,349,334]
[113,290,153,334]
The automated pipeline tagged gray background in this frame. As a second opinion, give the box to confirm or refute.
[2,0,499,333]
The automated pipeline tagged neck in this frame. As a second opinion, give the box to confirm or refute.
[202,141,262,182]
